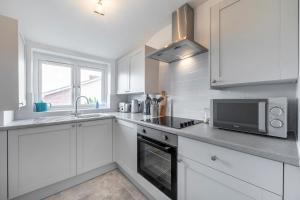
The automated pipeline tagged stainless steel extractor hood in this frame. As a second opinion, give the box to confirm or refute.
[147,3,208,63]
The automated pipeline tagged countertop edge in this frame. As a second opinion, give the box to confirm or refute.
[1,114,299,167]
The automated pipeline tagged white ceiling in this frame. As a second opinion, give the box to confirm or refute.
[0,0,207,59]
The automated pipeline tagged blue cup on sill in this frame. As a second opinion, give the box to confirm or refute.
[34,101,51,112]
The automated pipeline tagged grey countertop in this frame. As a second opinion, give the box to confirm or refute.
[1,112,299,166]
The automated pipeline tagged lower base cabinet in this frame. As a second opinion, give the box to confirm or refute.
[8,124,77,199]
[284,164,300,200]
[114,119,137,173]
[0,132,7,200]
[8,119,113,199]
[178,156,281,200]
[77,119,113,174]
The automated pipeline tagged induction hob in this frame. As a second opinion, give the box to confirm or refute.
[141,116,202,129]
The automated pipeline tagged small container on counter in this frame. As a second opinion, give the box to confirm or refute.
[150,104,159,118]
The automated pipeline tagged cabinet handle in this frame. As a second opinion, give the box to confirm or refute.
[71,124,76,128]
[212,80,217,84]
[78,124,82,127]
[211,155,218,161]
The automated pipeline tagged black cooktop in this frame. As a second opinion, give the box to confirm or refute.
[142,116,202,129]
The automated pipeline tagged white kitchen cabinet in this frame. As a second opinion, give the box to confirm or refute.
[117,46,159,94]
[0,132,7,200]
[178,156,281,200]
[8,124,77,199]
[0,15,19,110]
[77,119,113,174]
[113,119,137,173]
[117,57,130,93]
[284,164,300,200]
[210,0,298,88]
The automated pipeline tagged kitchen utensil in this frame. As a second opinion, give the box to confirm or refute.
[143,94,151,115]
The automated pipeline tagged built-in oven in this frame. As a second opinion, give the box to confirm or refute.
[137,125,177,200]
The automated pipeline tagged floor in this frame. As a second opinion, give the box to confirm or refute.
[44,170,147,200]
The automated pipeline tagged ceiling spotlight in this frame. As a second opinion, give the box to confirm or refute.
[94,0,104,16]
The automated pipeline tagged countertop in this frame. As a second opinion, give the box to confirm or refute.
[1,112,299,166]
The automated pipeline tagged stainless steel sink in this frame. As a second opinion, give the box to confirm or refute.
[76,113,105,119]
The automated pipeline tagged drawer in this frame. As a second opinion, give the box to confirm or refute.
[178,136,283,195]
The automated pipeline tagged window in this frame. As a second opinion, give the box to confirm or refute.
[40,61,73,107]
[79,68,104,105]
[35,53,108,110]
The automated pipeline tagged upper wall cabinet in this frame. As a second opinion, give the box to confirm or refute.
[0,15,26,110]
[210,0,298,88]
[117,46,159,94]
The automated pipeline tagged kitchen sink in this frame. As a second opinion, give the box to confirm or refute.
[76,113,105,119]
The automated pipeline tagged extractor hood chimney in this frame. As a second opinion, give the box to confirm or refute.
[147,3,208,63]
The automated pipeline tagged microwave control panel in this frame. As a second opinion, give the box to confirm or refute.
[268,98,287,138]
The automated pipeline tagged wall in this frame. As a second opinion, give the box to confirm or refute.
[138,0,298,124]
[14,41,127,120]
[298,1,300,161]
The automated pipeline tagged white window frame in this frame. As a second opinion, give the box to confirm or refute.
[38,60,75,109]
[33,52,109,111]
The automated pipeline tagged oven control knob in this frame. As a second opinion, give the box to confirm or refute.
[270,119,283,128]
[270,107,283,116]
[163,135,169,141]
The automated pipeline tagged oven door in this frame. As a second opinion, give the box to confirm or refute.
[213,99,267,134]
[137,134,177,200]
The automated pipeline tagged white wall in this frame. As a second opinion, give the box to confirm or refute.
[297,0,300,159]
[142,0,297,123]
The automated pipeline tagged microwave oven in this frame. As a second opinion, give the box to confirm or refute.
[210,98,288,138]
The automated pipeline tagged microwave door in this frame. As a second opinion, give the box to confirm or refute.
[258,102,267,133]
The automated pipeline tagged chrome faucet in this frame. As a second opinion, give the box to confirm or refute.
[74,96,89,117]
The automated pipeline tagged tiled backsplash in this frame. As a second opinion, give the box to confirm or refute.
[129,53,297,124]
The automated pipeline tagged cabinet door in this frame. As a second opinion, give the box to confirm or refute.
[77,119,113,174]
[18,33,26,108]
[0,132,7,200]
[284,164,300,200]
[0,16,19,110]
[210,0,298,87]
[114,119,137,174]
[129,49,145,93]
[8,124,77,199]
[117,57,130,94]
[178,156,281,200]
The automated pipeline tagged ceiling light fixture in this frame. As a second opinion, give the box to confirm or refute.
[94,0,104,16]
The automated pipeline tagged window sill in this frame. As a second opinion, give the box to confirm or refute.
[34,107,110,114]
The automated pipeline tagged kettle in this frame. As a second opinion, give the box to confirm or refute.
[131,99,141,113]
[34,101,51,112]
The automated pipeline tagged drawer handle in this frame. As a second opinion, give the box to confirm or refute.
[211,155,217,161]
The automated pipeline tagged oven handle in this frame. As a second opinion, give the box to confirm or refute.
[137,136,172,152]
